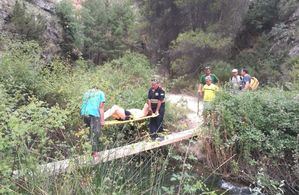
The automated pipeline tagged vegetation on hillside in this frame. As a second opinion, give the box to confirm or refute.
[1,0,299,194]
[203,88,299,194]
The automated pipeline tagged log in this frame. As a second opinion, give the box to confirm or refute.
[13,128,200,177]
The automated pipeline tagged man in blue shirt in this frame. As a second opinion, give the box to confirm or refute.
[241,68,251,91]
[80,86,105,159]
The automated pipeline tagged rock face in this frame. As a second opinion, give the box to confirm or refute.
[0,0,63,59]
[288,7,299,57]
[269,6,299,58]
[0,0,15,31]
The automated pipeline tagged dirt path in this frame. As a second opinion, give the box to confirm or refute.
[167,93,203,128]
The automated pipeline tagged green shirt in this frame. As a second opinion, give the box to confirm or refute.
[199,74,219,85]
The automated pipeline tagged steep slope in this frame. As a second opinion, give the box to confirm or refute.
[0,0,63,59]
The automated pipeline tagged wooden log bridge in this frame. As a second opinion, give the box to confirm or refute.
[14,128,200,177]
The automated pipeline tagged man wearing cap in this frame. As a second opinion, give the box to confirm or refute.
[198,66,219,97]
[80,86,105,160]
[230,69,242,92]
[147,78,165,141]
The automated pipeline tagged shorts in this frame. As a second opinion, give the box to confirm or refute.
[116,110,132,121]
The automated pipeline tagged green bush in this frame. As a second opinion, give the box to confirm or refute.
[169,30,232,77]
[0,38,156,192]
[233,35,283,84]
[204,89,299,193]
[208,60,233,84]
[56,0,84,57]
[0,39,43,104]
[245,0,280,33]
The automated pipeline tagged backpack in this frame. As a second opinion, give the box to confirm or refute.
[249,77,259,90]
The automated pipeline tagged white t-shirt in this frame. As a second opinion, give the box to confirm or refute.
[230,75,242,90]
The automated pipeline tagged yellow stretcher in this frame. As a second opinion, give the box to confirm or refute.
[75,114,159,138]
[105,114,159,126]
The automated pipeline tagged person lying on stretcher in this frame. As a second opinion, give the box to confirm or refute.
[104,103,155,121]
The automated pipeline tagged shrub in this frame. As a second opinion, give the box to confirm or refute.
[0,39,43,103]
[207,60,233,84]
[203,89,299,193]
[233,35,283,84]
[244,0,280,33]
[169,30,232,77]
[56,0,84,58]
[0,38,156,192]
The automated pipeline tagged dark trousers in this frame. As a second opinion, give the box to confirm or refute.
[149,104,165,138]
[84,115,101,152]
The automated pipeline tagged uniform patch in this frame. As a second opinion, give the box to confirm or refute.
[155,92,159,96]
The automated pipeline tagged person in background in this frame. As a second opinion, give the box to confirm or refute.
[200,76,219,124]
[80,86,105,160]
[241,68,251,91]
[198,66,219,98]
[147,78,165,141]
[229,68,242,93]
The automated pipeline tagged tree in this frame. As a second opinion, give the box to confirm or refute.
[81,0,135,64]
[11,0,46,41]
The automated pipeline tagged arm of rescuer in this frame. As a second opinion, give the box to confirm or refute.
[155,100,162,115]
[147,89,153,115]
[99,102,105,126]
[155,88,165,115]
[147,99,152,115]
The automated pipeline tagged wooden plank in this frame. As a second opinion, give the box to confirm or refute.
[13,128,200,177]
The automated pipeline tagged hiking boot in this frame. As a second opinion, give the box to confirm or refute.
[151,135,158,141]
[154,136,165,142]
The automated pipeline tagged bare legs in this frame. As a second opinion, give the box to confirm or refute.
[141,103,150,116]
[104,103,151,120]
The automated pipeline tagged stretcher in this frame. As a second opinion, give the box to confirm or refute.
[75,114,159,138]
[105,114,159,126]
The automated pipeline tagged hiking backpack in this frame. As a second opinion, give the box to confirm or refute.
[250,77,259,90]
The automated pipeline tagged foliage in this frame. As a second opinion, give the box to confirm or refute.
[11,0,46,41]
[233,35,284,84]
[56,0,135,64]
[0,39,43,103]
[245,0,280,33]
[285,56,299,89]
[203,89,299,193]
[0,36,149,188]
[137,0,249,76]
[56,0,84,58]
[277,0,299,20]
[207,60,233,84]
[162,142,217,194]
[174,31,232,49]
[169,30,232,77]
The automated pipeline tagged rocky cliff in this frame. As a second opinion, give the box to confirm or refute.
[0,0,63,59]
[269,6,299,58]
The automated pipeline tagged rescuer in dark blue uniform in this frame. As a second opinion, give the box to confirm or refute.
[147,78,165,140]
